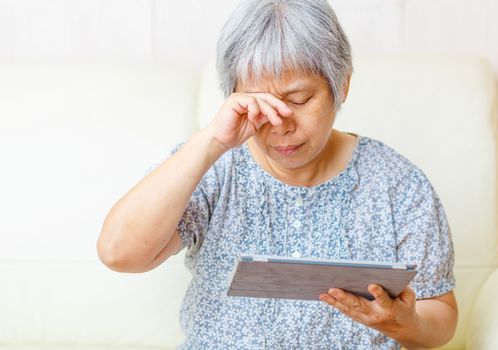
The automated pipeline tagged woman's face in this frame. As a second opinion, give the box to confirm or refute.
[235,69,341,170]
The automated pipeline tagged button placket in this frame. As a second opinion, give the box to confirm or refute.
[287,189,308,258]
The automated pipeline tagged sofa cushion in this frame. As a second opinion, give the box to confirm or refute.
[0,63,197,347]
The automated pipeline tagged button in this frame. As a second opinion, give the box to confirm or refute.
[292,251,301,258]
[295,197,304,206]
[292,219,302,229]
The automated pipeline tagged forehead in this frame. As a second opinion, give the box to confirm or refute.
[236,69,327,94]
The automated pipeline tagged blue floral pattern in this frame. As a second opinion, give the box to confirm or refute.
[164,134,455,350]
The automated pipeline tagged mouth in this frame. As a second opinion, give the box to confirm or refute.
[273,143,304,156]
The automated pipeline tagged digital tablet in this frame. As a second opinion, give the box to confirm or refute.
[227,254,417,301]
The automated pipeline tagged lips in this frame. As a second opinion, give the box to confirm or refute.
[274,143,303,156]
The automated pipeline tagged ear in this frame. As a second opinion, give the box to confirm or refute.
[341,74,352,103]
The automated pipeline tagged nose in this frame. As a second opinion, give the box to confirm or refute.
[271,114,295,136]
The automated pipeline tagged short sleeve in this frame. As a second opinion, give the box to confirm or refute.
[144,162,160,176]
[167,142,222,256]
[392,169,456,299]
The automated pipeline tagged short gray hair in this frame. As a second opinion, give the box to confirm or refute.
[216,0,353,113]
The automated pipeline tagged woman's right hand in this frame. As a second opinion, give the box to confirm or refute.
[205,92,293,152]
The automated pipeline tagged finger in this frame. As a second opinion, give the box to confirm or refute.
[253,97,283,126]
[320,294,370,325]
[247,105,269,130]
[319,294,352,314]
[249,92,293,117]
[235,96,270,129]
[368,284,393,308]
[233,95,279,126]
[328,288,363,309]
[232,95,259,121]
[398,286,416,306]
[245,98,261,124]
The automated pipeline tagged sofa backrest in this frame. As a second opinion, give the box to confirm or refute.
[1,56,496,349]
[0,63,197,347]
[196,55,498,349]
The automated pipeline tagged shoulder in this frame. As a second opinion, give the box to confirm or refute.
[354,136,446,233]
[355,135,430,191]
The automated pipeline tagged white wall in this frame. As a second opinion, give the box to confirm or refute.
[0,0,496,78]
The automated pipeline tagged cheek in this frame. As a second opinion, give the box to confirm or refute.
[298,109,333,134]
[309,104,335,129]
[253,127,271,148]
[255,124,271,138]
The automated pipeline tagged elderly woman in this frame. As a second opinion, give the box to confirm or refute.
[97,0,458,349]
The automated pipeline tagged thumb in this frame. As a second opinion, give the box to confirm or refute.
[369,284,393,308]
[399,285,416,306]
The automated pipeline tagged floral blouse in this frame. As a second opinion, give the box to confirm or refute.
[155,134,455,350]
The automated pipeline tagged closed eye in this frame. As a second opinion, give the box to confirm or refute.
[289,97,312,105]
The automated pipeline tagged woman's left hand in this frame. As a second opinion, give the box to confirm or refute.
[319,284,417,339]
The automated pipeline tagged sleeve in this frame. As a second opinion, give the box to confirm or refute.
[392,168,456,299]
[147,142,222,256]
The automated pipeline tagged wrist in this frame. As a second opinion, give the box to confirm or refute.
[393,312,425,349]
[195,128,229,162]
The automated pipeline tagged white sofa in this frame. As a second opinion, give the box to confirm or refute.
[0,55,496,349]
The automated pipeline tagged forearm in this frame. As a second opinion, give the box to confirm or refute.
[97,128,226,269]
[395,299,458,349]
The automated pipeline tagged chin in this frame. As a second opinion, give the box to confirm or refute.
[267,149,312,169]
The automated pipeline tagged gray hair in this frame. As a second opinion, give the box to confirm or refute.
[216,0,353,113]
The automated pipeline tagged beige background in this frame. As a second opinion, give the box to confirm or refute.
[0,0,496,77]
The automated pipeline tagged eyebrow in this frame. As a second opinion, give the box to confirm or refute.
[281,86,310,95]
[244,84,311,96]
